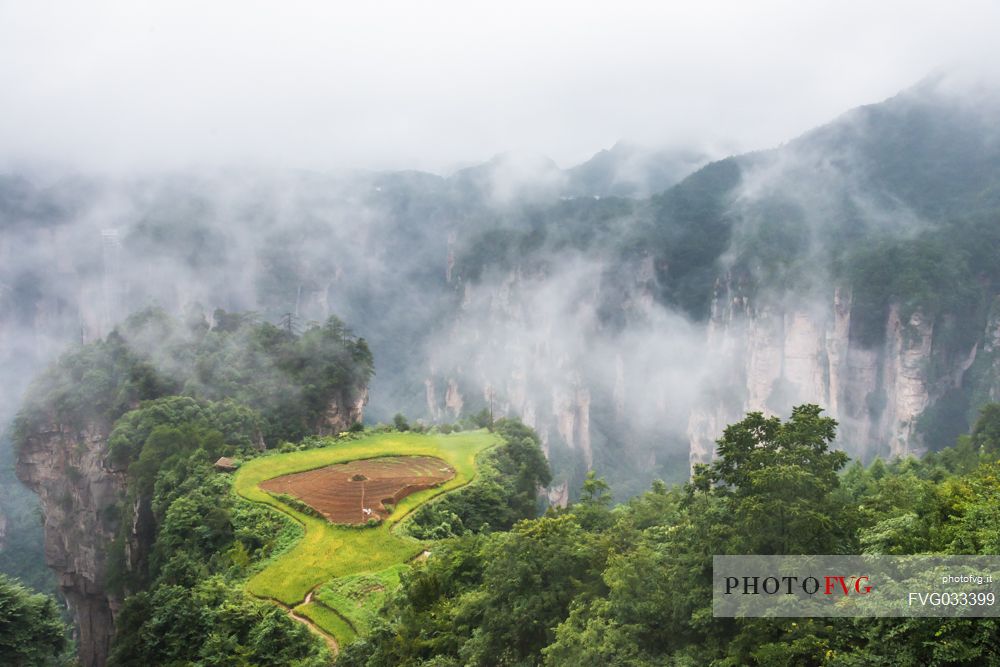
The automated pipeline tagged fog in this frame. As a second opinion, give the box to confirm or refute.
[2,1,1000,173]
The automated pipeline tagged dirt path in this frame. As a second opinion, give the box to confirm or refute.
[280,590,339,658]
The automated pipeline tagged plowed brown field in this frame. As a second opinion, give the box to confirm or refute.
[260,456,456,525]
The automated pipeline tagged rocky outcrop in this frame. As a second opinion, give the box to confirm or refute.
[545,480,570,508]
[977,297,1000,404]
[317,388,369,435]
[433,260,993,488]
[15,420,124,667]
[687,284,976,465]
[445,379,464,418]
[879,306,934,458]
[553,385,593,469]
[429,264,605,487]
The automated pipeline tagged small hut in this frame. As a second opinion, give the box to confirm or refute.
[214,456,239,472]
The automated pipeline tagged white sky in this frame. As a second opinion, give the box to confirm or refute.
[1,0,998,173]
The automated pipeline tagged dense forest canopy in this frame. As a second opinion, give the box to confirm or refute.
[10,388,1000,665]
[15,308,374,448]
[0,573,66,666]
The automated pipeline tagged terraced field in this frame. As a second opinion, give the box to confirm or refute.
[233,430,499,649]
[261,455,455,524]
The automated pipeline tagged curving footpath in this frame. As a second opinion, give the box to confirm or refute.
[285,591,340,654]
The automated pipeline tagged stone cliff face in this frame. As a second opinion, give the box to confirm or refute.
[429,263,996,486]
[427,265,601,477]
[976,297,1000,404]
[15,419,123,667]
[686,281,985,465]
[317,388,369,435]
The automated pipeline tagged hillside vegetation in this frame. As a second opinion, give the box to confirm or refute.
[339,404,1000,667]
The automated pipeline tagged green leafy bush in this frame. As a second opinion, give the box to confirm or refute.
[0,573,67,666]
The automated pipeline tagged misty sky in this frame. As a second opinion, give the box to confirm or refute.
[2,0,998,174]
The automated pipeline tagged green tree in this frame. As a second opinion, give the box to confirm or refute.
[459,514,609,666]
[971,403,1000,454]
[0,574,66,666]
[393,413,410,431]
[574,471,614,531]
[692,404,849,554]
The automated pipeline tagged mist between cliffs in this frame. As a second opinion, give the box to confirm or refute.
[3,76,1000,504]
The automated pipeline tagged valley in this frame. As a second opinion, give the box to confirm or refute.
[2,53,1000,665]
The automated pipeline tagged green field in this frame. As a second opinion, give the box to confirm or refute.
[294,600,358,646]
[233,430,499,643]
[314,564,407,637]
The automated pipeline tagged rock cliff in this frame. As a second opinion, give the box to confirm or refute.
[685,284,957,465]
[429,262,996,488]
[317,388,369,435]
[427,264,601,475]
[973,296,1000,405]
[15,419,123,667]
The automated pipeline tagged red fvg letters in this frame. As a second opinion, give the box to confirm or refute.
[824,575,848,595]
[823,575,871,595]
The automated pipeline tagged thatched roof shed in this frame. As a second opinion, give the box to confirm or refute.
[214,456,239,472]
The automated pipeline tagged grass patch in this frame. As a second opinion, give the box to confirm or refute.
[294,601,358,647]
[235,430,498,627]
[315,564,407,636]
